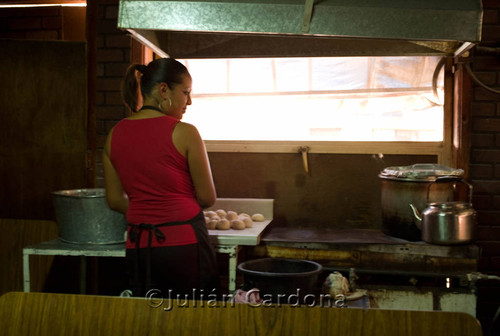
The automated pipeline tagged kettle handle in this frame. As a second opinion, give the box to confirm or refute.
[426,176,473,203]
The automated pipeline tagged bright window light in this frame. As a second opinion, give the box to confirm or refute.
[181,56,444,142]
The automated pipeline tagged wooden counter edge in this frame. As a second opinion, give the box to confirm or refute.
[0,291,483,336]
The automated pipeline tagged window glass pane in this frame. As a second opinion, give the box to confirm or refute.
[181,56,444,142]
[228,59,274,93]
[275,58,309,92]
[372,57,435,88]
[186,59,227,94]
[311,57,369,90]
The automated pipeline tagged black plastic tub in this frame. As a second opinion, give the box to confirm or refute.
[237,258,323,303]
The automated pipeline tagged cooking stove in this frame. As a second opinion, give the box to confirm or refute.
[248,226,480,315]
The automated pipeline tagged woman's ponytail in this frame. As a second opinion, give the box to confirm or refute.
[121,64,144,113]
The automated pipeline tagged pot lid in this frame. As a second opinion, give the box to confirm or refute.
[379,164,464,180]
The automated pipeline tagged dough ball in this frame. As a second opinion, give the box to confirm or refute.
[231,219,245,230]
[241,216,253,228]
[204,216,211,224]
[251,213,265,222]
[206,219,217,230]
[216,218,231,230]
[239,213,251,219]
[216,209,227,218]
[226,211,238,220]
[204,211,217,218]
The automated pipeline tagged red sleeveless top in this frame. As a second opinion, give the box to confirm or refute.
[110,116,200,247]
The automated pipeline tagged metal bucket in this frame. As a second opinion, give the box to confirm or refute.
[52,188,127,244]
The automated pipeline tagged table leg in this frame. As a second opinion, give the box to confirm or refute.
[23,251,31,292]
[80,256,87,294]
[228,247,238,292]
[215,245,241,293]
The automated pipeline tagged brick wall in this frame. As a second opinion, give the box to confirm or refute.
[0,5,85,41]
[0,6,63,40]
[470,0,500,332]
[94,0,131,187]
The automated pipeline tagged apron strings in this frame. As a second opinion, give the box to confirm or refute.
[128,223,166,293]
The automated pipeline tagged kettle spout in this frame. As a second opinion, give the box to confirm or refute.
[409,204,422,229]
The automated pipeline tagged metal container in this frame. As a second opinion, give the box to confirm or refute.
[52,188,127,244]
[410,177,476,245]
[420,202,475,244]
[379,164,464,241]
[237,258,323,303]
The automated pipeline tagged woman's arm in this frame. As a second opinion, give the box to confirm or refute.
[103,128,129,214]
[174,122,216,208]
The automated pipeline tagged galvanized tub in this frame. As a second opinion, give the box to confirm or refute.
[52,188,127,244]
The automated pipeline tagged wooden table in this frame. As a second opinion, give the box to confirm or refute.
[0,291,483,336]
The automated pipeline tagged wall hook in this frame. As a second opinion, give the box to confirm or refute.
[299,146,310,174]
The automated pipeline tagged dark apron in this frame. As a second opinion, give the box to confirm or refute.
[127,211,219,297]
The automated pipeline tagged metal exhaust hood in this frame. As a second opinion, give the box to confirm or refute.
[117,0,483,58]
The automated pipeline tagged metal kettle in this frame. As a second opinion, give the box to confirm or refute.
[409,177,476,245]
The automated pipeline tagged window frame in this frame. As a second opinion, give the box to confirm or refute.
[201,58,454,167]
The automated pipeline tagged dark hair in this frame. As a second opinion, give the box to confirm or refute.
[121,58,189,112]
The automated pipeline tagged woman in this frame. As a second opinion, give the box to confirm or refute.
[103,58,219,298]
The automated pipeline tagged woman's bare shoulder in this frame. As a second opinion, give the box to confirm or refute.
[174,121,200,138]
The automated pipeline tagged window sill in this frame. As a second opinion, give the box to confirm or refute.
[206,140,446,159]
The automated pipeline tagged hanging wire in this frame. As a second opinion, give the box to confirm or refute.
[464,62,500,95]
[431,57,446,105]
[422,57,445,107]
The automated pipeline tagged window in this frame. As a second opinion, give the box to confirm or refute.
[180,56,449,163]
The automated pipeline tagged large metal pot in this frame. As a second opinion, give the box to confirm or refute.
[409,177,476,245]
[52,188,127,244]
[379,164,464,241]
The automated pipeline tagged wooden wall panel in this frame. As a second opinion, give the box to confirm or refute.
[0,39,87,220]
[0,219,58,296]
[208,153,437,229]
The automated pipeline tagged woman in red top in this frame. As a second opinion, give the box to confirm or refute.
[103,58,219,298]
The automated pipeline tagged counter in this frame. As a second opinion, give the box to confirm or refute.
[23,198,274,294]
[257,227,480,276]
